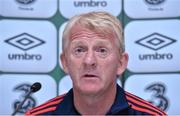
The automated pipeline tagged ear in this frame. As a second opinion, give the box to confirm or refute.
[117,52,128,75]
[60,53,69,74]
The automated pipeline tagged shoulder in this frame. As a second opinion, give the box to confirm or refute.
[124,91,167,115]
[25,93,66,115]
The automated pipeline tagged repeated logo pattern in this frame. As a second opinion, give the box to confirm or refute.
[145,82,169,111]
[5,33,45,51]
[0,1,179,115]
[135,33,176,51]
[13,83,36,114]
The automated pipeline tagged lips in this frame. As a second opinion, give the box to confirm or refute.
[82,74,98,78]
[84,74,97,77]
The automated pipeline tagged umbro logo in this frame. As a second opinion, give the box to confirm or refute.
[5,33,45,51]
[135,33,176,51]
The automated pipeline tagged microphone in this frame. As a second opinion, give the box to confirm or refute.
[30,82,41,92]
[12,82,41,115]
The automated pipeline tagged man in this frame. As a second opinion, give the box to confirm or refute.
[26,11,166,115]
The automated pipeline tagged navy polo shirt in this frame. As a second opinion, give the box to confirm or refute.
[26,84,166,115]
[52,85,130,115]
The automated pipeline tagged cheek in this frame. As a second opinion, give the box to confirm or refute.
[67,62,78,81]
[99,57,119,75]
[67,56,82,73]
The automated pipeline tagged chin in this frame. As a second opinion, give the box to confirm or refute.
[80,85,102,95]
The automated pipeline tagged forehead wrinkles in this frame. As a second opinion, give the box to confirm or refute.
[70,27,117,41]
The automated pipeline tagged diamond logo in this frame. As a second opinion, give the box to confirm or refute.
[5,33,45,51]
[135,33,176,51]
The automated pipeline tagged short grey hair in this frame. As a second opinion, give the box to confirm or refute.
[62,11,124,53]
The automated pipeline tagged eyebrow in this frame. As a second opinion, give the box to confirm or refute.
[95,40,111,45]
[70,39,113,48]
[95,41,113,50]
[70,41,85,47]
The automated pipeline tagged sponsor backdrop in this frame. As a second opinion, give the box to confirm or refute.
[0,0,180,115]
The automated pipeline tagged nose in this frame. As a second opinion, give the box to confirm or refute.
[83,49,97,69]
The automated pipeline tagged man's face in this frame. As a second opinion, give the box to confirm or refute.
[61,27,128,95]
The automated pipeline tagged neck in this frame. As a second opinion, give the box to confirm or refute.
[73,84,117,115]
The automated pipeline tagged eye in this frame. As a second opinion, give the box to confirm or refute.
[72,46,86,57]
[75,47,85,53]
[98,48,107,53]
[96,47,109,58]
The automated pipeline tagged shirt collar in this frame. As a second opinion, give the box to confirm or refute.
[56,84,129,115]
[106,85,130,114]
[55,89,80,115]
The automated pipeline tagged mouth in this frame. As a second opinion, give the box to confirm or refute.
[81,73,100,83]
[82,74,98,78]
